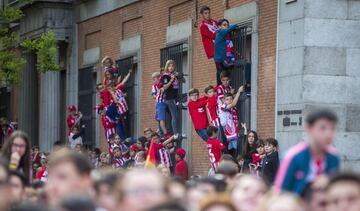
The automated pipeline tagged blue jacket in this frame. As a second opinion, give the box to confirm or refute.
[214,24,237,62]
[274,141,340,194]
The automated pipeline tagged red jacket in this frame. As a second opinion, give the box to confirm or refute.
[188,96,209,130]
[200,19,218,59]
[175,159,189,180]
[206,95,218,124]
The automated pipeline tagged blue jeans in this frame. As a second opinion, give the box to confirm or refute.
[196,129,209,141]
[165,99,178,134]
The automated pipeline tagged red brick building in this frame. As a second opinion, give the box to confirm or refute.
[76,0,277,175]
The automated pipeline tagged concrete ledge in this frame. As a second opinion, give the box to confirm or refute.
[120,35,141,56]
[224,2,257,23]
[83,47,100,65]
[166,20,192,44]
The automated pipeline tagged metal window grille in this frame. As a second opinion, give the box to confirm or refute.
[116,56,137,137]
[78,66,97,147]
[230,25,252,125]
[0,87,10,119]
[160,43,188,136]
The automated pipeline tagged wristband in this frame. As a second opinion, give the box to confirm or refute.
[9,163,17,170]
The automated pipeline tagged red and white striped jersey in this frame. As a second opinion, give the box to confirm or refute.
[215,84,232,106]
[114,84,128,114]
[112,156,126,169]
[152,83,165,103]
[159,148,172,168]
[219,104,239,140]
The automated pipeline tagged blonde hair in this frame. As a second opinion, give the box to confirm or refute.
[164,60,176,72]
[151,72,161,79]
[101,56,113,66]
[199,193,236,211]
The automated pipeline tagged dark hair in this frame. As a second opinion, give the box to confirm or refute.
[242,130,259,159]
[256,139,265,148]
[188,88,199,96]
[216,161,239,177]
[218,19,229,27]
[53,140,64,147]
[224,93,233,98]
[199,5,210,14]
[96,83,103,90]
[108,134,116,141]
[137,136,147,148]
[148,201,187,211]
[306,108,338,126]
[94,171,121,193]
[264,138,278,148]
[326,172,360,191]
[93,148,101,156]
[9,171,28,188]
[204,85,214,94]
[1,131,31,183]
[220,71,230,79]
[151,132,160,139]
[206,126,218,137]
[49,151,92,176]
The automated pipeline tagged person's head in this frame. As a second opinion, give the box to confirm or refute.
[164,60,176,73]
[264,138,277,155]
[101,56,113,68]
[136,136,147,149]
[96,83,105,93]
[175,148,186,162]
[74,144,82,152]
[216,161,239,184]
[117,169,168,211]
[188,88,200,102]
[224,93,234,105]
[0,159,10,210]
[151,132,161,144]
[100,152,110,165]
[326,172,360,211]
[199,5,211,21]
[71,126,79,135]
[204,85,215,98]
[231,175,268,211]
[9,171,27,204]
[114,134,122,144]
[113,147,122,158]
[152,72,161,83]
[206,126,218,139]
[0,118,8,131]
[32,146,39,154]
[129,145,139,158]
[220,71,230,87]
[40,154,47,166]
[67,105,77,115]
[94,170,121,211]
[257,192,302,211]
[256,140,265,155]
[143,128,153,140]
[199,194,236,211]
[305,108,338,151]
[302,176,329,211]
[157,164,171,178]
[109,134,116,145]
[104,70,114,80]
[135,151,146,163]
[46,150,93,207]
[1,131,31,181]
[218,19,230,30]
[247,130,258,146]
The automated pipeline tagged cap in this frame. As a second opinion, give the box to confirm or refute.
[68,105,77,111]
[130,144,139,151]
[176,148,186,158]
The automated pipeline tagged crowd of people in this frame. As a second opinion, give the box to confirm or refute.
[0,4,359,211]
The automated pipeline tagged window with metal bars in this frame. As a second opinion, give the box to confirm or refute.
[160,43,188,137]
[0,87,10,119]
[78,66,97,147]
[116,56,138,138]
[230,24,252,126]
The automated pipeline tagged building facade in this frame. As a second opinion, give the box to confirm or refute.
[3,0,359,175]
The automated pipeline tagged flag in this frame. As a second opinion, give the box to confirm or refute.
[145,140,156,168]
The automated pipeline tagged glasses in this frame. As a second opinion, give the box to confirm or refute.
[12,143,26,149]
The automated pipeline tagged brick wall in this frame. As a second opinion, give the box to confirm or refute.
[77,0,278,175]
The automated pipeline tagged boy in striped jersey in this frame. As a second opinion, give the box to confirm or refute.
[111,146,127,169]
[97,104,116,143]
[150,133,176,169]
[151,72,169,138]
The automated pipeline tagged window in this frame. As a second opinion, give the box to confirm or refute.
[0,87,10,119]
[116,56,139,138]
[230,25,252,126]
[78,66,97,147]
[160,43,189,142]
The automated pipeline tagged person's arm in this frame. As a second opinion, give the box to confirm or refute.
[162,135,175,146]
[193,96,208,108]
[200,23,217,40]
[118,69,132,87]
[162,75,175,90]
[226,86,244,109]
